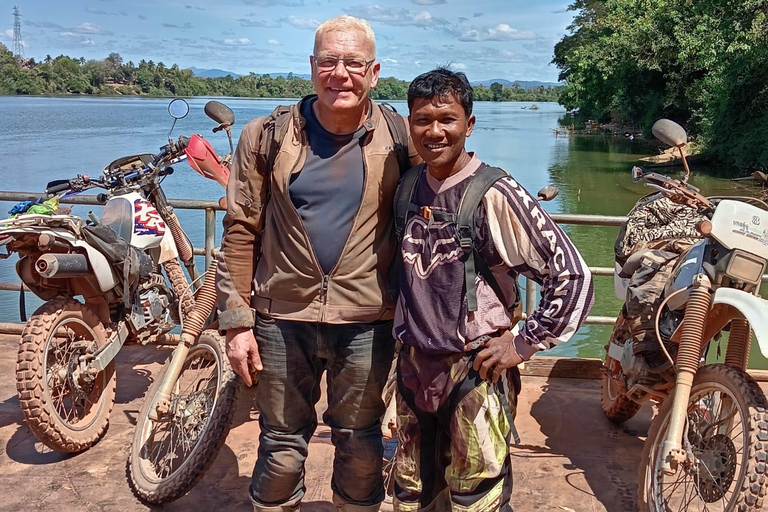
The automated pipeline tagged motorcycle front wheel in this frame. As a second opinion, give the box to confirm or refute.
[638,364,768,512]
[16,298,116,452]
[128,330,238,504]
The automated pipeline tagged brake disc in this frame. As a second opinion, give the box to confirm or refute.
[693,433,737,503]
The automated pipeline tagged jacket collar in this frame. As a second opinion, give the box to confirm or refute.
[292,95,380,135]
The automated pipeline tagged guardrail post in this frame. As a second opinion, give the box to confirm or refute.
[204,208,215,272]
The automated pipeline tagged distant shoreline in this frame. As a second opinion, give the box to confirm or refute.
[0,93,560,104]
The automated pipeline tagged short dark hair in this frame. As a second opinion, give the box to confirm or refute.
[407,67,474,117]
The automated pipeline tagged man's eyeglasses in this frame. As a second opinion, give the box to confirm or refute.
[313,56,375,75]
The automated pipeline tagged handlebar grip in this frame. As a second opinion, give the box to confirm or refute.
[177,135,190,149]
[45,182,71,195]
[153,147,170,165]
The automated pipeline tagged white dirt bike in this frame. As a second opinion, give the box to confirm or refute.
[0,99,236,457]
[601,119,768,511]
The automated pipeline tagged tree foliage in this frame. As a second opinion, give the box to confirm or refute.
[553,0,768,169]
[0,45,561,104]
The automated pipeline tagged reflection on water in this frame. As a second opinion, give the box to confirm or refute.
[0,97,761,361]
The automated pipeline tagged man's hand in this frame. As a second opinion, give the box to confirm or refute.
[471,331,524,383]
[226,327,262,387]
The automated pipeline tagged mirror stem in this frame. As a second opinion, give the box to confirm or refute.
[678,145,691,184]
[226,127,234,160]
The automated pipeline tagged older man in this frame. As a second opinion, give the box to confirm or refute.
[216,15,416,512]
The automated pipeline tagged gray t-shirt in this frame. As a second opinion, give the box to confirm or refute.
[289,99,366,274]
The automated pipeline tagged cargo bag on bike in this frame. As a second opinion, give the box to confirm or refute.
[614,193,706,365]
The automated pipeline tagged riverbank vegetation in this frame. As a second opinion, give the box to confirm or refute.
[0,45,560,103]
[553,0,768,170]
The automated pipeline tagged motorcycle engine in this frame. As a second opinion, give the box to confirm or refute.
[128,273,175,342]
[621,309,682,389]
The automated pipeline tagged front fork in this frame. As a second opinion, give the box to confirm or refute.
[660,273,712,474]
[148,258,220,421]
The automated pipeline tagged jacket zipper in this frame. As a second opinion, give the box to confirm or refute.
[282,127,332,320]
[281,116,371,321]
[320,274,330,305]
[317,138,369,319]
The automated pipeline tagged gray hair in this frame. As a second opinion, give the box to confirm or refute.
[314,15,376,58]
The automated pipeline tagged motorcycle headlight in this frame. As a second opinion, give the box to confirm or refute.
[722,249,766,287]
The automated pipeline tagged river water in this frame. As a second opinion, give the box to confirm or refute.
[0,96,756,360]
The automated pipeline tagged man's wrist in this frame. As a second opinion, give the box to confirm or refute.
[512,335,539,361]
[226,327,252,336]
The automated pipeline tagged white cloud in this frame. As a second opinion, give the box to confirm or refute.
[346,5,448,27]
[285,15,320,30]
[459,24,537,42]
[162,22,193,29]
[268,39,281,45]
[4,29,14,38]
[224,38,252,45]
[244,0,304,5]
[239,18,282,28]
[450,62,467,70]
[382,57,398,64]
[412,0,446,4]
[413,11,433,24]
[76,22,110,35]
[82,38,96,46]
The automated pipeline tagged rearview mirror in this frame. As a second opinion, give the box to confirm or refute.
[204,101,235,127]
[536,185,559,202]
[651,119,687,147]
[168,98,190,120]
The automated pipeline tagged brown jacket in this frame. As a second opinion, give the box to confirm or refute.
[216,98,418,330]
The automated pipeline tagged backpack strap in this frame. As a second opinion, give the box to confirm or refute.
[393,165,424,241]
[378,102,411,177]
[455,166,509,312]
[263,104,292,177]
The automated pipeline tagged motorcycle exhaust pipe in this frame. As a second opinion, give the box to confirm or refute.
[35,253,90,278]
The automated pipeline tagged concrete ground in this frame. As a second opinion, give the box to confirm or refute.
[0,333,656,512]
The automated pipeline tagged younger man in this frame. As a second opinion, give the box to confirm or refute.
[392,68,594,511]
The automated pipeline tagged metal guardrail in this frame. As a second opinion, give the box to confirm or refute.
[0,191,222,270]
[1,192,765,331]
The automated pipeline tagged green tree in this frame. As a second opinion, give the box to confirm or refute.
[553,0,768,169]
[490,82,503,102]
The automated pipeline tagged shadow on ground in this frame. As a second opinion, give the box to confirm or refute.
[523,359,653,512]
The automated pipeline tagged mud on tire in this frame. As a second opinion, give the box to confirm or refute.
[601,309,641,423]
[15,297,116,453]
[128,330,238,504]
[638,364,768,512]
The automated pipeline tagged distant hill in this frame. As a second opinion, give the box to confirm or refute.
[188,68,315,80]
[472,78,561,89]
[188,67,241,78]
[261,72,312,80]
[186,69,558,89]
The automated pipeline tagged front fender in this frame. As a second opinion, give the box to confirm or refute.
[712,288,768,359]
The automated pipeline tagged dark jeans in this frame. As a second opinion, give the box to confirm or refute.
[250,314,395,508]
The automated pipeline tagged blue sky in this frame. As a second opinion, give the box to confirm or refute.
[2,0,576,82]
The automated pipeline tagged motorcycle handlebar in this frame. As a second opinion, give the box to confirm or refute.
[153,136,190,166]
[45,181,72,195]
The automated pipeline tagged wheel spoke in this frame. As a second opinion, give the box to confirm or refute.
[649,372,763,511]
[136,345,223,483]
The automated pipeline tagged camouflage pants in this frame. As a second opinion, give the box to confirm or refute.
[393,347,519,512]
